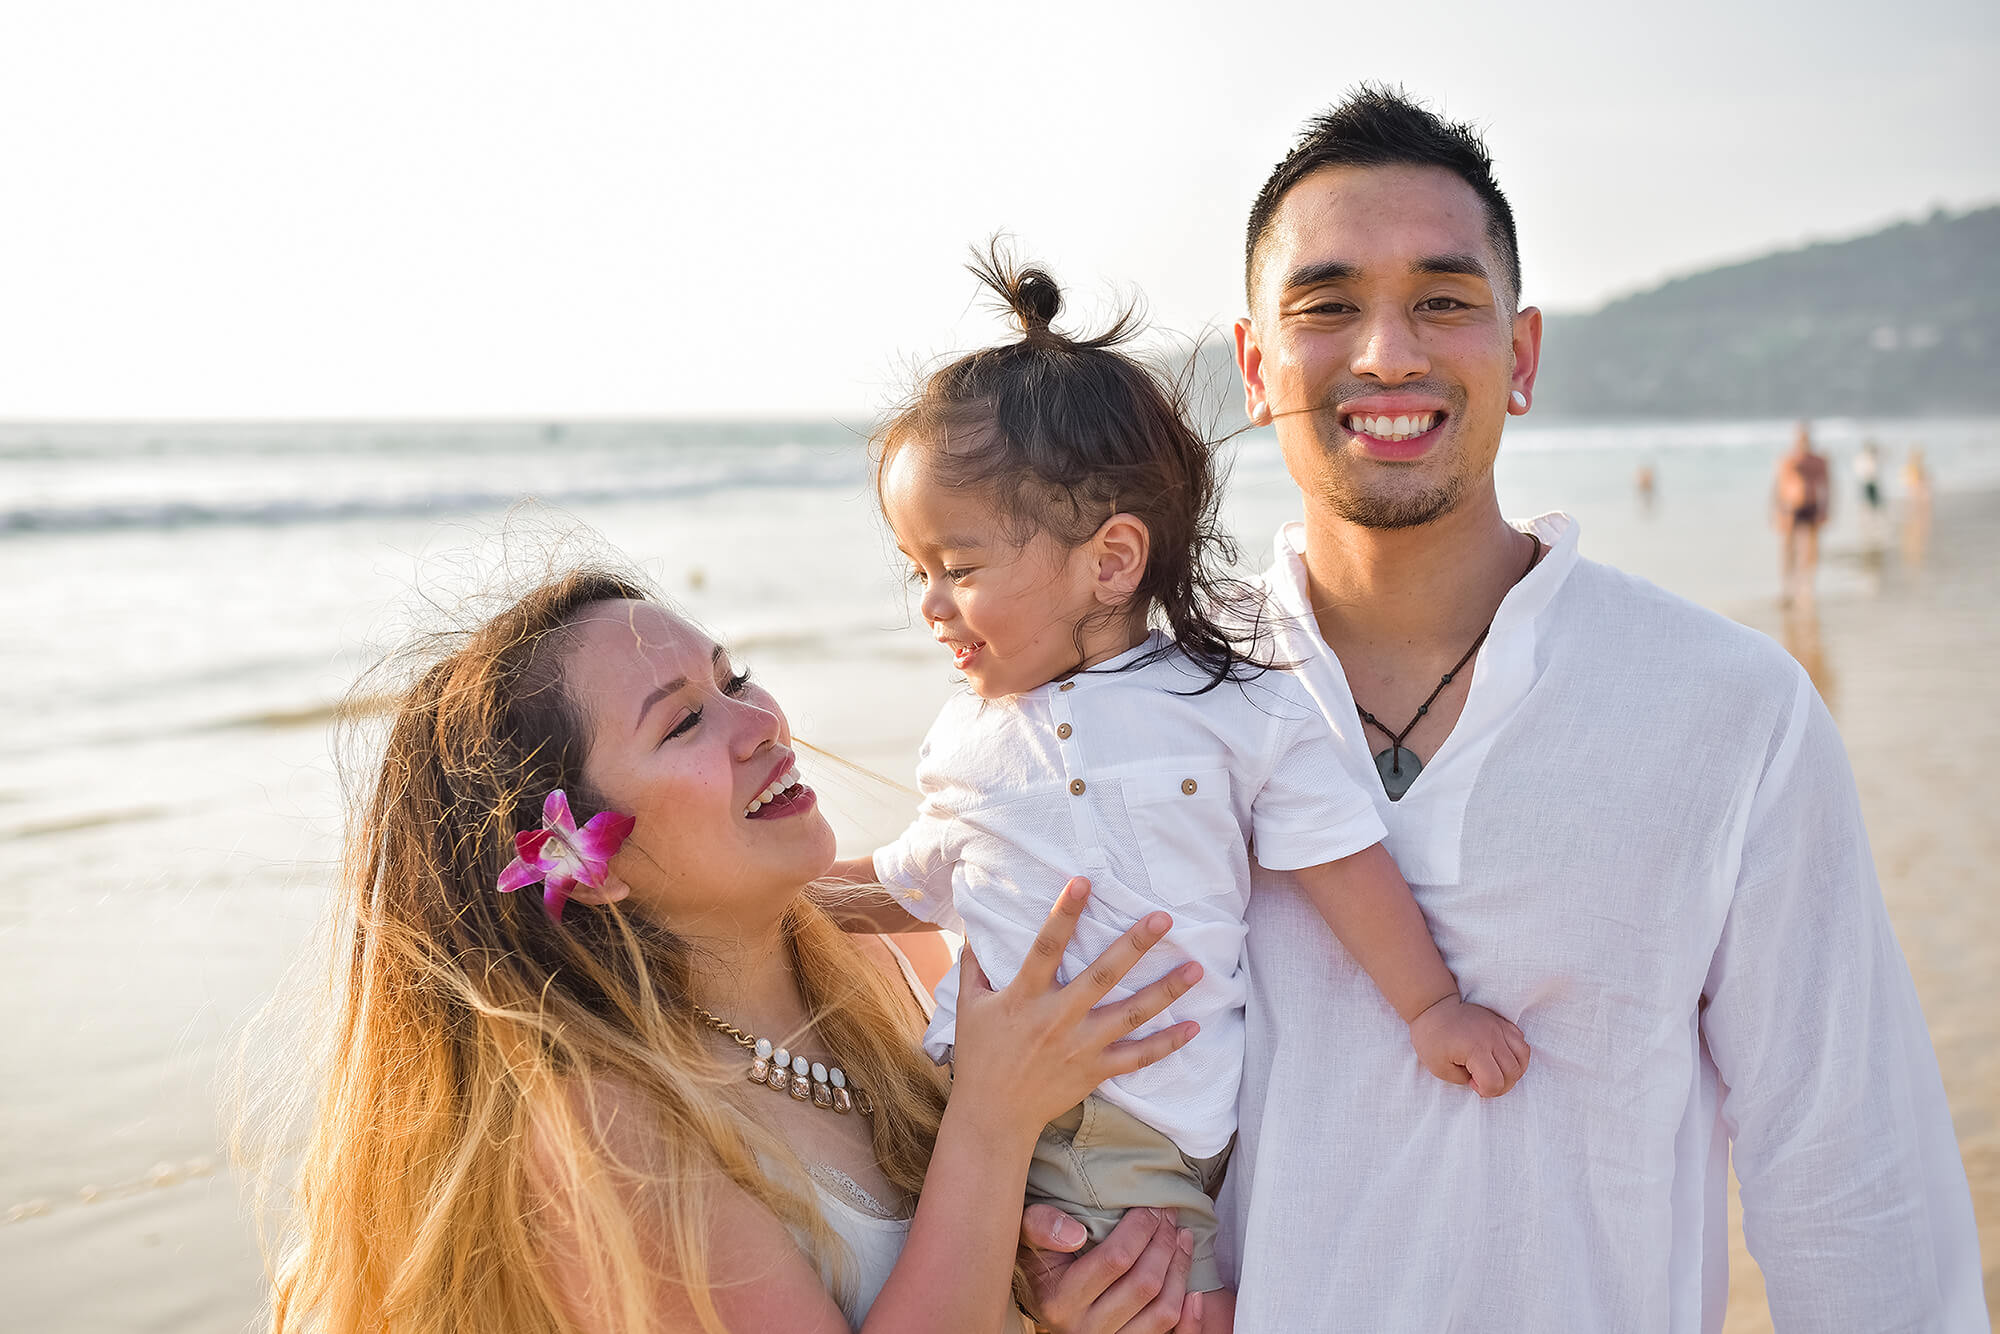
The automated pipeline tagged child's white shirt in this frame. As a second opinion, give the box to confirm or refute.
[872,631,1387,1157]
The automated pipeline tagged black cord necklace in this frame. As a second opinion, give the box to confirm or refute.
[1357,532,1544,802]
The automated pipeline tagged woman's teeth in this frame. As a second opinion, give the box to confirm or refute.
[744,766,802,816]
[1347,412,1440,442]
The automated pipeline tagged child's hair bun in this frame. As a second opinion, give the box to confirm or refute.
[969,241,1065,342]
[1012,268,1063,336]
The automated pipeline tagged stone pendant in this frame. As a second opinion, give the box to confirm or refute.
[749,1037,773,1084]
[788,1055,812,1101]
[767,1047,792,1091]
[1374,746,1421,802]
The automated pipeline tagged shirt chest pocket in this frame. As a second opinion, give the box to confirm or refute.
[1121,768,1243,908]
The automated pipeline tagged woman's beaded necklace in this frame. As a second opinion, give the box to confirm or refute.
[692,1005,874,1117]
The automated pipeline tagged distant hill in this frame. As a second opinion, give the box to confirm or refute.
[1533,206,2000,418]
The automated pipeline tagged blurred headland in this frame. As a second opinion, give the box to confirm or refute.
[1535,205,2000,418]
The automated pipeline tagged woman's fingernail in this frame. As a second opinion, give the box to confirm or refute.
[1177,1228,1194,1255]
[1190,1291,1205,1319]
[1055,1217,1086,1246]
[1181,962,1203,982]
[1145,911,1170,933]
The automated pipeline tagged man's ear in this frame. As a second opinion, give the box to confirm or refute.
[1091,513,1150,607]
[1507,305,1543,414]
[1234,316,1272,424]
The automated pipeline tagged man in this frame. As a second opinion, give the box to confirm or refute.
[1026,87,1984,1332]
[1773,421,1832,603]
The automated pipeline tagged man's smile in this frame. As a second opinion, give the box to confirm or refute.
[1337,397,1450,460]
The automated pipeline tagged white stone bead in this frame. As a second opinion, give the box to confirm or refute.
[773,1047,790,1069]
[811,1062,827,1083]
[829,1068,845,1089]
[754,1038,772,1060]
[792,1055,809,1075]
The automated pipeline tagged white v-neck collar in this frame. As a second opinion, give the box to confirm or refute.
[1262,513,1581,884]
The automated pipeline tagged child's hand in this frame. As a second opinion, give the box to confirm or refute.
[1407,995,1530,1097]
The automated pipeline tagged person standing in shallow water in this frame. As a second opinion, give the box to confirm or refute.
[1772,420,1831,603]
[1855,439,1885,513]
[1016,85,1986,1334]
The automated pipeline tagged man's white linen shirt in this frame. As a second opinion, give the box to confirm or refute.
[1217,514,1986,1332]
[873,632,1387,1159]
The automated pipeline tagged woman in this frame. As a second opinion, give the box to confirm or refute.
[266,566,1204,1333]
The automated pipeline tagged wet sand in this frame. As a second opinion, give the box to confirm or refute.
[1722,487,2000,1330]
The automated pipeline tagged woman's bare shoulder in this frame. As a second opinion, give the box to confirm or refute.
[849,929,953,1000]
[523,1073,852,1331]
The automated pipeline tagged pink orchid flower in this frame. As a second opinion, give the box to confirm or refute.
[497,790,636,922]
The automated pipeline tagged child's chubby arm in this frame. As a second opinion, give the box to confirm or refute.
[811,854,941,933]
[1290,843,1530,1097]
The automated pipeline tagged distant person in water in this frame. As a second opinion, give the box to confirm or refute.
[1634,462,1656,513]
[1902,445,1934,565]
[1772,421,1831,602]
[1855,439,1884,513]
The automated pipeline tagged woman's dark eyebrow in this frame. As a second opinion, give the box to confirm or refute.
[633,645,725,731]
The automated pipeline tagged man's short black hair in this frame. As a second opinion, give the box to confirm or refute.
[1245,85,1521,310]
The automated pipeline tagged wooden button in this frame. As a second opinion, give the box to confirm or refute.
[1056,723,1072,739]
[1058,681,1075,691]
[1069,779,1086,796]
[1181,778,1198,795]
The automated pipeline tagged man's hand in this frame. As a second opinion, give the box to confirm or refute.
[1408,995,1530,1096]
[1018,1204,1204,1333]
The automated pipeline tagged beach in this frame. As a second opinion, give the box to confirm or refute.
[1721,486,2000,1330]
[1,417,1994,1329]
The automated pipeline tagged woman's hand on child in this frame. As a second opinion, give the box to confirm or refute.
[950,876,1202,1140]
[1407,995,1531,1097]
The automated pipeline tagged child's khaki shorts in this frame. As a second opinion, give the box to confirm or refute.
[1026,1093,1232,1294]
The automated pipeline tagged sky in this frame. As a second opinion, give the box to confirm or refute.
[2,0,1994,419]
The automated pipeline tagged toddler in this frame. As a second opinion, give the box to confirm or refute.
[835,250,1529,1297]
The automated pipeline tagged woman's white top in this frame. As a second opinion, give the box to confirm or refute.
[1218,515,1986,1331]
[792,937,932,1326]
[809,1164,913,1326]
[873,631,1387,1158]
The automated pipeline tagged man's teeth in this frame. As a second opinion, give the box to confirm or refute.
[744,766,802,815]
[1348,412,1440,441]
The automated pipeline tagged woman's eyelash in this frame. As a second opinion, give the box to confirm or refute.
[662,669,753,742]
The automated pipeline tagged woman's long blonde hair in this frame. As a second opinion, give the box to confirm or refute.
[261,568,949,1333]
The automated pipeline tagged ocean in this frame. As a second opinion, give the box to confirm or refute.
[2,413,1996,1328]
